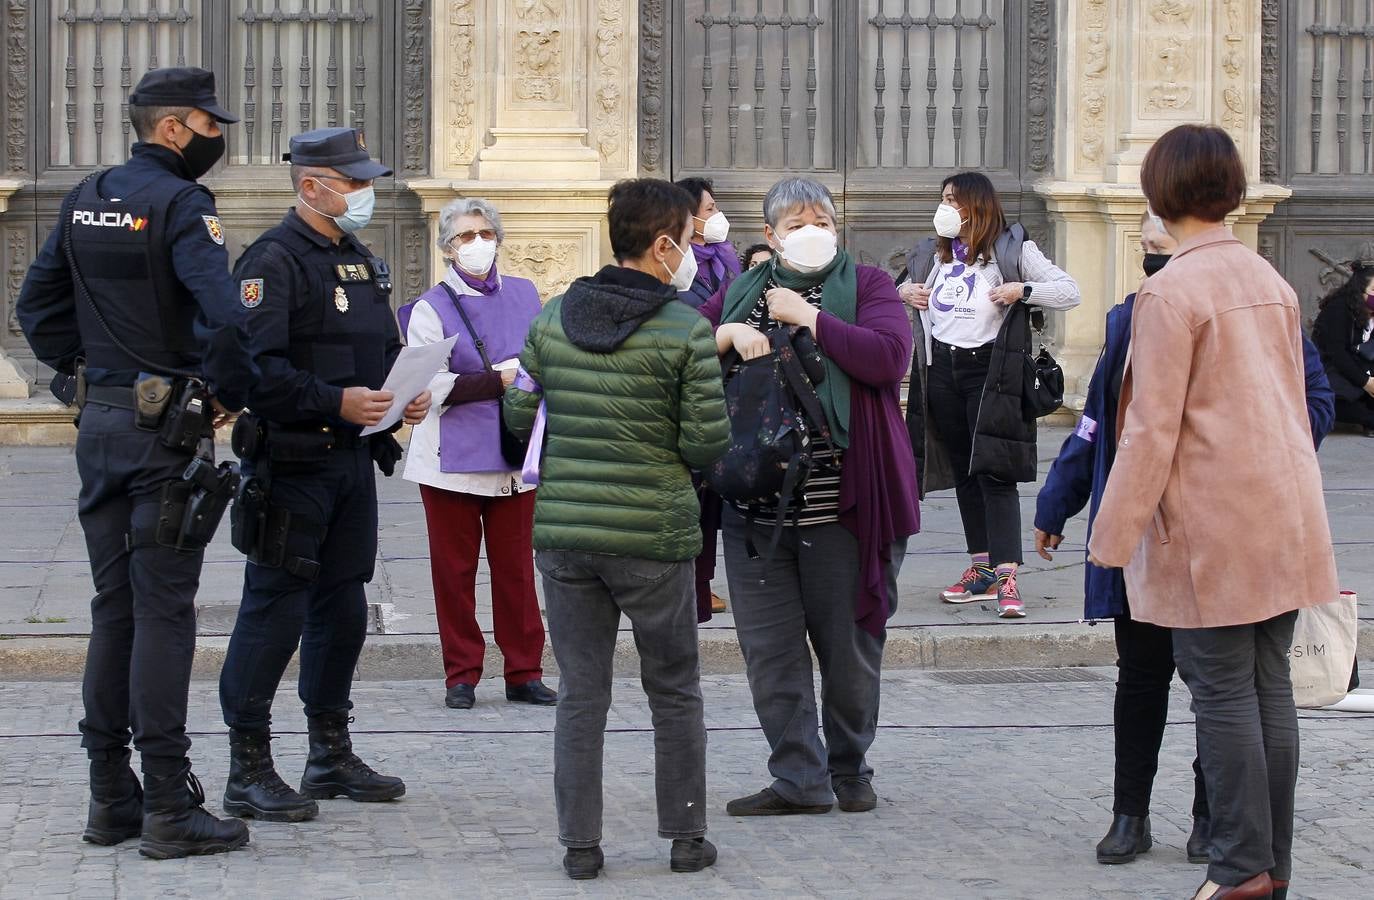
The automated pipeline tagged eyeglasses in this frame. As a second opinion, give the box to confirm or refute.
[452,229,497,245]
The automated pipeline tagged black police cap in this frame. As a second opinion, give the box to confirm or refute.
[129,67,238,124]
[284,127,392,180]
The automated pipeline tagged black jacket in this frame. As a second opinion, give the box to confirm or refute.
[1310,298,1373,401]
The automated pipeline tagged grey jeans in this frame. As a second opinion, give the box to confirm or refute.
[1171,611,1299,886]
[537,550,706,848]
[722,509,905,805]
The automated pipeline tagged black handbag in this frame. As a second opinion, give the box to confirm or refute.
[1022,307,1065,418]
[438,283,529,468]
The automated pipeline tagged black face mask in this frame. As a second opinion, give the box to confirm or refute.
[1143,252,1171,277]
[174,120,226,179]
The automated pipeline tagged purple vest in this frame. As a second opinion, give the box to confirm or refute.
[404,274,541,473]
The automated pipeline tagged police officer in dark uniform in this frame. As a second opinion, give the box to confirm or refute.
[218,127,430,823]
[16,67,256,859]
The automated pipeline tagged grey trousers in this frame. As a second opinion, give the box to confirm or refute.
[1172,611,1300,886]
[722,509,905,805]
[537,550,706,848]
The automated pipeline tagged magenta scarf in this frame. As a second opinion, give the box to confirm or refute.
[691,241,741,290]
[455,261,501,295]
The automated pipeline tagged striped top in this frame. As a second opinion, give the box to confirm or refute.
[732,278,844,526]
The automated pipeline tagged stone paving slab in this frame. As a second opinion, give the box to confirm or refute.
[0,673,1370,898]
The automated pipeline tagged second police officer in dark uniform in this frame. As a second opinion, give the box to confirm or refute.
[16,68,257,859]
[218,127,431,822]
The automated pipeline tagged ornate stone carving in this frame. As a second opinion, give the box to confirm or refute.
[591,0,627,168]
[503,239,580,300]
[7,228,26,335]
[637,0,668,176]
[1148,0,1195,27]
[1217,0,1247,145]
[1146,37,1194,111]
[1256,232,1278,268]
[402,225,427,302]
[401,0,428,174]
[1024,0,1054,173]
[446,1,478,169]
[1077,1,1109,170]
[513,0,565,103]
[5,0,29,174]
[1259,0,1280,180]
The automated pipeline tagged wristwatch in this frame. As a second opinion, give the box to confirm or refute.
[1021,283,1033,302]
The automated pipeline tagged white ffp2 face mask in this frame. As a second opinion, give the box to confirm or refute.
[456,237,498,277]
[664,238,699,291]
[777,224,838,271]
[933,203,965,239]
[698,211,730,244]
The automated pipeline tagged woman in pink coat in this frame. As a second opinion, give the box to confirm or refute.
[1088,125,1339,900]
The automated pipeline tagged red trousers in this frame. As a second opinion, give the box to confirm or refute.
[419,485,545,689]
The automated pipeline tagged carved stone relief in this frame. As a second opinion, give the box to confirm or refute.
[1145,36,1194,111]
[513,0,566,104]
[446,1,479,169]
[1218,0,1247,144]
[402,225,427,304]
[1076,0,1109,172]
[5,0,29,174]
[6,228,26,335]
[401,0,429,174]
[1025,0,1054,173]
[503,239,581,300]
[637,0,668,177]
[1258,0,1280,180]
[591,0,628,171]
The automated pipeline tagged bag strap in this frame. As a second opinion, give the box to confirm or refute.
[772,329,833,445]
[60,171,201,382]
[438,281,493,370]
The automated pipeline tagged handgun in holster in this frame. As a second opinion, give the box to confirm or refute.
[229,473,322,582]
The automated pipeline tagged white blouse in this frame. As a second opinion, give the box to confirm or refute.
[400,267,532,498]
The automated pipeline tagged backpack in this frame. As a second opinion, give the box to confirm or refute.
[705,326,832,560]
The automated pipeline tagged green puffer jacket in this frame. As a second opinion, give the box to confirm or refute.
[503,265,730,562]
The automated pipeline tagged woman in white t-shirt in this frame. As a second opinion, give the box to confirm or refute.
[900,172,1080,618]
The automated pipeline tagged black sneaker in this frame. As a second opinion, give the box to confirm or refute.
[445,684,475,710]
[1187,816,1211,865]
[563,845,605,880]
[670,837,717,873]
[834,779,877,812]
[725,787,831,816]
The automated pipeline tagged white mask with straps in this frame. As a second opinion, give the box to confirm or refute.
[698,211,730,244]
[664,238,699,291]
[932,203,965,239]
[778,224,838,271]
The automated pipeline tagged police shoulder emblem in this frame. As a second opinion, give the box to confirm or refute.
[240,278,264,308]
[334,285,350,313]
[202,215,225,245]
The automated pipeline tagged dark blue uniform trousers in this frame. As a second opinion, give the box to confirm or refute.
[75,404,203,773]
[219,445,376,731]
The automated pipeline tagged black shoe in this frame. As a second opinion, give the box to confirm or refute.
[299,712,406,802]
[670,837,717,873]
[725,787,832,816]
[445,684,475,710]
[506,679,558,706]
[563,845,605,880]
[222,729,319,823]
[1188,816,1211,865]
[1095,813,1152,864]
[139,763,250,860]
[83,750,143,845]
[834,779,878,813]
[1363,427,1374,438]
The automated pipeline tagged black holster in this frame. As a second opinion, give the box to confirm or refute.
[229,472,323,581]
[129,455,240,553]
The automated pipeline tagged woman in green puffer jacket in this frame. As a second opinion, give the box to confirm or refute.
[502,178,729,881]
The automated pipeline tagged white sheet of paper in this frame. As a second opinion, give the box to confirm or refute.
[359,335,460,436]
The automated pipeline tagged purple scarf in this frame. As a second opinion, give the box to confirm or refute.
[691,241,742,292]
[455,261,501,295]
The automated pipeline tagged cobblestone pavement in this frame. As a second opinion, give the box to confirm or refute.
[1,673,1370,899]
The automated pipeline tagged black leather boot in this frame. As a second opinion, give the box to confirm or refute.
[299,712,405,802]
[139,763,250,860]
[82,749,143,845]
[1188,815,1212,864]
[222,729,319,823]
[1095,813,1152,864]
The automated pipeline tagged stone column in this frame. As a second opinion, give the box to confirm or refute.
[1039,0,1286,402]
[409,0,638,302]
[0,177,32,399]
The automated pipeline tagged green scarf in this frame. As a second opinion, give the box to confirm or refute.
[720,250,856,448]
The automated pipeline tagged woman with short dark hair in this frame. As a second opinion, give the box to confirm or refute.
[1090,124,1340,900]
[675,176,741,307]
[1311,261,1374,436]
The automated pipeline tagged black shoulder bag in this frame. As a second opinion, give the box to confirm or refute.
[437,282,529,468]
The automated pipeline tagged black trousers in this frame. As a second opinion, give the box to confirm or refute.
[925,340,1023,565]
[1334,394,1374,428]
[219,446,377,732]
[75,403,204,774]
[1112,612,1208,820]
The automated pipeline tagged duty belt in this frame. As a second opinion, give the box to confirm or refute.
[83,383,136,410]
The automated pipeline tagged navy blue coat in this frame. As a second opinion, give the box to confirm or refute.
[1035,294,1336,620]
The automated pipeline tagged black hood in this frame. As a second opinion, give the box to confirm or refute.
[561,265,678,352]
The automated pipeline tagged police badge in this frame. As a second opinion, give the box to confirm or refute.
[240,278,264,309]
[202,215,225,245]
[334,285,350,313]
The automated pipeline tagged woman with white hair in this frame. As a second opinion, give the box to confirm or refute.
[399,197,556,711]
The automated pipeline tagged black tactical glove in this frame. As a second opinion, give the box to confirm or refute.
[370,434,404,477]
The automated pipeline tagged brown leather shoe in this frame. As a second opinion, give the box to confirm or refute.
[1191,872,1274,899]
[710,592,727,613]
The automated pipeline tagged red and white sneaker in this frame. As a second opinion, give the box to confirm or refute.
[941,565,998,604]
[997,571,1026,618]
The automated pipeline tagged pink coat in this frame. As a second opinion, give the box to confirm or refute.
[1087,227,1339,628]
